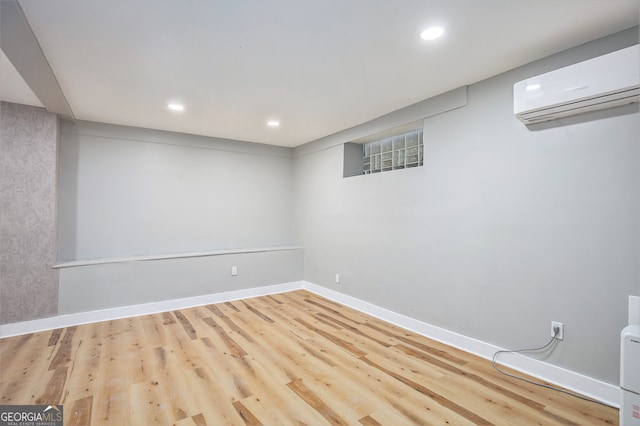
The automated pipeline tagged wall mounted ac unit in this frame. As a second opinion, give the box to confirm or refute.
[514,44,640,124]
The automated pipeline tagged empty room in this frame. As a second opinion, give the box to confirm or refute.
[1,1,639,425]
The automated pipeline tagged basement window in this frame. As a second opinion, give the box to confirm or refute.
[363,129,423,174]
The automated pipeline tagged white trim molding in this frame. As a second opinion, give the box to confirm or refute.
[53,246,303,269]
[300,282,620,408]
[0,280,619,407]
[0,281,302,338]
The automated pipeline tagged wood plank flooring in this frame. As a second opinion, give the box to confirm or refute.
[0,290,618,425]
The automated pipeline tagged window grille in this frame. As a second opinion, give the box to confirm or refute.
[363,129,423,174]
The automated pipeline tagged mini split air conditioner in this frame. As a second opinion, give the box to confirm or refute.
[514,44,640,124]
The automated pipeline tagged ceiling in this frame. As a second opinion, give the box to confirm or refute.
[1,1,639,147]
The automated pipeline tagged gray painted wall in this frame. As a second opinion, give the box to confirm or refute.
[292,28,640,385]
[0,102,59,324]
[58,121,294,261]
[54,121,300,315]
[58,248,303,314]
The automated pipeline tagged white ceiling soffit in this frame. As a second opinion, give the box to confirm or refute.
[1,1,74,118]
[0,49,43,108]
[10,0,640,147]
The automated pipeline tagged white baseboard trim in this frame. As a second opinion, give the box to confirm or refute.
[0,279,619,408]
[301,281,620,408]
[0,281,303,338]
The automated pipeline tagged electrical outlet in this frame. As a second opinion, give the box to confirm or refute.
[551,321,564,340]
[231,266,238,276]
[335,273,340,284]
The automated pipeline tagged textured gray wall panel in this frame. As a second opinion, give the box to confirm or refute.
[1,102,59,324]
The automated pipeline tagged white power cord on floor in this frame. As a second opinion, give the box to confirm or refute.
[491,328,614,408]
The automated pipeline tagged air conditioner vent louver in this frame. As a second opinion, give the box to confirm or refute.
[514,45,640,124]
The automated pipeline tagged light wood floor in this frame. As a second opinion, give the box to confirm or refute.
[0,290,617,425]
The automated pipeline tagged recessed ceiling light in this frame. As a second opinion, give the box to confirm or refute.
[419,26,445,41]
[267,120,280,128]
[167,103,184,111]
